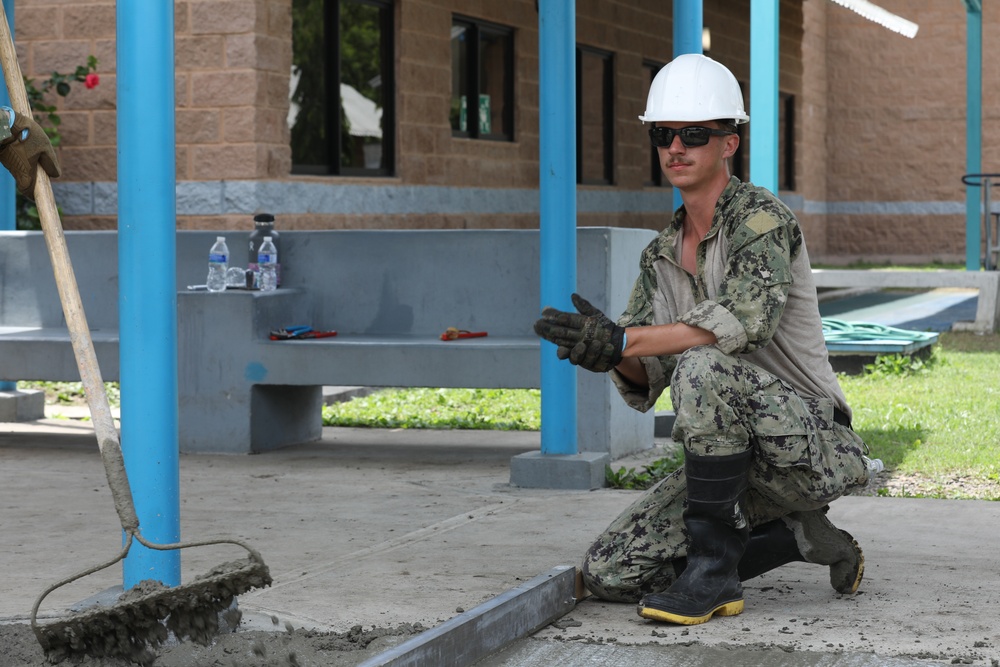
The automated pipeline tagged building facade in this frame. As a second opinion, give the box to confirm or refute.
[14,0,999,264]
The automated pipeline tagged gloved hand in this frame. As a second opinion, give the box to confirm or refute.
[0,107,61,201]
[534,293,625,373]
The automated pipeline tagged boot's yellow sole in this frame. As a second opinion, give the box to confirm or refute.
[638,599,744,625]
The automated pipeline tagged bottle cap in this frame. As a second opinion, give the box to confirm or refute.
[264,236,272,242]
[254,213,275,224]
[216,236,225,242]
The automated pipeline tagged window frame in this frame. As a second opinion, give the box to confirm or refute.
[290,0,396,177]
[450,15,515,141]
[779,92,795,191]
[576,45,614,186]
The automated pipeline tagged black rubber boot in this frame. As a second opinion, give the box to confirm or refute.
[783,508,865,594]
[638,450,752,625]
[737,508,864,594]
[737,519,805,581]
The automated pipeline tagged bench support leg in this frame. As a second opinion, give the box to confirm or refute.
[250,385,323,452]
[578,374,654,459]
[0,388,45,422]
[956,276,1000,333]
[179,384,322,454]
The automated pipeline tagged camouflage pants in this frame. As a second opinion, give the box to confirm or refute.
[582,345,869,602]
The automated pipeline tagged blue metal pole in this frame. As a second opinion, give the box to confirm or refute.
[117,0,180,588]
[750,0,779,193]
[538,0,577,456]
[0,0,14,232]
[965,6,982,271]
[0,0,15,393]
[672,0,702,212]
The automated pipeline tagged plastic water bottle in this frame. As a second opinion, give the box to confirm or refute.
[258,236,278,292]
[863,455,885,489]
[207,236,229,292]
[248,213,280,284]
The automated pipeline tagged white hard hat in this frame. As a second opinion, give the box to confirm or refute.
[639,54,749,124]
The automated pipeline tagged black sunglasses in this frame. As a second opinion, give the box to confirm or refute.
[648,125,735,148]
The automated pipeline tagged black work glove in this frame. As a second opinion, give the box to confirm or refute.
[0,108,61,201]
[534,293,625,373]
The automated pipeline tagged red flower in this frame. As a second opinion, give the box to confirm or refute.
[84,73,99,89]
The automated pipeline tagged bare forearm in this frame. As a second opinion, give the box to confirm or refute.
[611,322,716,389]
[623,322,717,358]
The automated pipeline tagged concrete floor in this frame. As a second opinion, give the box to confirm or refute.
[1,417,997,666]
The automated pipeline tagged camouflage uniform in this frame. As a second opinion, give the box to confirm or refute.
[582,176,870,602]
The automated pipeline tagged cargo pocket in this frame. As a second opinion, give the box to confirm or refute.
[751,394,820,470]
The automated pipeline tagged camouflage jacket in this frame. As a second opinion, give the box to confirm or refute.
[612,176,849,416]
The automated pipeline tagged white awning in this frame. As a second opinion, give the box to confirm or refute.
[828,0,919,38]
[339,83,383,139]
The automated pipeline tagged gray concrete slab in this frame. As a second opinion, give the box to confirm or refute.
[1,418,998,666]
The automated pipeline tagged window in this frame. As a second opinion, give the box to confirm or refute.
[732,85,795,191]
[643,60,666,186]
[779,92,795,191]
[577,46,613,185]
[450,17,514,140]
[290,0,395,176]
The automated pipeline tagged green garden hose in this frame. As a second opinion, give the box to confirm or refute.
[821,318,938,343]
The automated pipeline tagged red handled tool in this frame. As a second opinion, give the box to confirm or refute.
[441,327,488,341]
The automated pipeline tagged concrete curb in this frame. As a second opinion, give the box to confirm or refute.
[357,566,578,667]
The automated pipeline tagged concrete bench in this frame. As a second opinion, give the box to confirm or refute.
[0,229,656,474]
[811,268,1000,334]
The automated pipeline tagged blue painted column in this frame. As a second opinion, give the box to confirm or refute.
[0,0,14,393]
[672,1,702,212]
[750,1,779,193]
[965,4,982,271]
[117,1,180,588]
[538,0,577,455]
[0,0,14,231]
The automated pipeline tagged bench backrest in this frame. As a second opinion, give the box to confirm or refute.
[277,229,655,336]
[0,231,119,329]
[0,228,657,335]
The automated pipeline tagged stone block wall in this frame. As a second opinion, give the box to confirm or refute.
[820,0,1000,263]
[16,0,290,222]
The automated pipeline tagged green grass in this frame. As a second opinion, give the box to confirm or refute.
[18,380,120,407]
[838,332,1000,495]
[322,387,541,431]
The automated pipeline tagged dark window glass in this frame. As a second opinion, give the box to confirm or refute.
[290,0,395,176]
[451,17,514,140]
[779,92,795,191]
[577,46,613,185]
